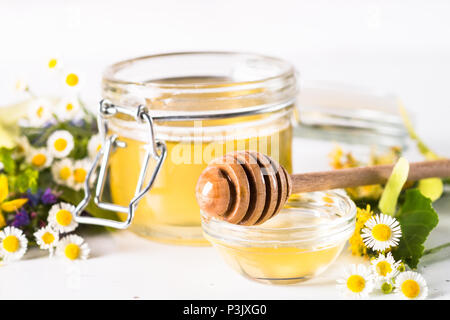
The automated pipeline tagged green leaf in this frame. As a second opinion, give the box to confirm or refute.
[0,148,16,174]
[392,188,439,269]
[16,167,39,192]
[379,157,409,215]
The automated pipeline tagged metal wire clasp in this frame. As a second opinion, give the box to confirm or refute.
[73,100,167,229]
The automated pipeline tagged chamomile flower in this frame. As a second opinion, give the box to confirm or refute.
[34,226,59,250]
[51,159,74,187]
[87,134,103,159]
[56,97,83,121]
[0,226,28,263]
[26,147,53,171]
[56,235,90,261]
[361,213,402,252]
[380,281,394,294]
[63,70,82,90]
[47,57,61,70]
[395,271,428,300]
[370,252,401,282]
[336,264,374,299]
[47,130,74,158]
[72,159,94,191]
[27,98,54,127]
[47,202,78,233]
[13,136,31,159]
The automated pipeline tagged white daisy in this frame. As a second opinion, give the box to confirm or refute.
[51,159,74,187]
[371,252,401,282]
[63,70,82,90]
[47,57,61,71]
[56,235,90,261]
[72,159,94,191]
[380,281,394,294]
[56,97,83,121]
[26,147,53,171]
[47,130,74,158]
[336,264,375,299]
[13,136,31,159]
[395,271,428,300]
[361,213,402,252]
[87,134,103,159]
[34,226,59,250]
[47,202,78,233]
[0,226,28,263]
[27,98,54,127]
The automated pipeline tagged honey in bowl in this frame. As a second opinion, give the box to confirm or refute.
[201,192,356,284]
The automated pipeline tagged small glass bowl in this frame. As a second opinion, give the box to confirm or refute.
[201,191,356,285]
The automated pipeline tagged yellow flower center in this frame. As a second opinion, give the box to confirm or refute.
[65,73,79,87]
[346,275,366,293]
[41,232,55,245]
[96,144,102,152]
[66,103,74,111]
[56,209,72,226]
[59,166,72,180]
[48,58,58,69]
[376,261,393,277]
[401,279,420,299]
[31,153,47,167]
[74,168,87,183]
[64,243,80,260]
[54,138,68,152]
[323,196,334,204]
[37,106,44,118]
[2,235,19,253]
[371,224,392,242]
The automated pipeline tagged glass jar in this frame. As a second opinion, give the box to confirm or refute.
[201,191,356,284]
[99,52,297,245]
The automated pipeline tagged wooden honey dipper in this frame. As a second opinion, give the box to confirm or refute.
[196,151,450,226]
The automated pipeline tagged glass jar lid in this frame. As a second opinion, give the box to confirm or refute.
[294,82,409,149]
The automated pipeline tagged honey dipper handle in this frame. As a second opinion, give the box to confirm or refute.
[290,159,450,193]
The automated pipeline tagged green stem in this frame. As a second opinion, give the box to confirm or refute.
[423,242,450,256]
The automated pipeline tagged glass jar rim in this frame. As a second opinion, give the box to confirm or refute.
[103,51,296,89]
[201,190,356,247]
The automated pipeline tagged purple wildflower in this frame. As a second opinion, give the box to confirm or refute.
[11,208,30,228]
[41,188,57,205]
[26,189,42,207]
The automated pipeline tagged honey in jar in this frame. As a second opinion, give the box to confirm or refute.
[100,52,297,245]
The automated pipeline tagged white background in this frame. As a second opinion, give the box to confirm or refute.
[1,0,450,300]
[1,0,450,153]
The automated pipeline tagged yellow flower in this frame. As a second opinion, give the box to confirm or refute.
[329,146,402,201]
[0,174,29,228]
[63,70,83,89]
[349,204,374,257]
[48,58,59,70]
